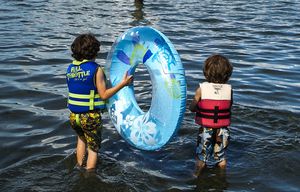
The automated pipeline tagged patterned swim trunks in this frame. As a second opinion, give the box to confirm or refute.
[69,111,103,152]
[196,127,230,164]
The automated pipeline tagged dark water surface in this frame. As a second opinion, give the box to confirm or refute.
[1,0,300,191]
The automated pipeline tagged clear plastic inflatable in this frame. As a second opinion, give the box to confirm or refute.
[106,26,186,150]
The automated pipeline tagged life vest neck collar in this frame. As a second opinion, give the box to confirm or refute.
[72,59,92,65]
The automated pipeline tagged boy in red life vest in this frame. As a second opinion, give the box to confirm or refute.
[189,54,233,176]
[66,34,133,172]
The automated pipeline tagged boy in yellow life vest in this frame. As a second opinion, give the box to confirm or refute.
[66,34,133,172]
[190,54,233,176]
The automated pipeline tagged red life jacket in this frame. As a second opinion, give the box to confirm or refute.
[195,82,232,128]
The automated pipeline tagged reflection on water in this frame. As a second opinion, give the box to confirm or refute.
[133,0,144,21]
[131,0,151,26]
[195,169,228,192]
[0,0,300,191]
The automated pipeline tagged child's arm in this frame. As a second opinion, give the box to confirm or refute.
[95,68,133,100]
[189,87,201,112]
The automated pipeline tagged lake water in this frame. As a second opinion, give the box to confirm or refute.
[0,0,299,191]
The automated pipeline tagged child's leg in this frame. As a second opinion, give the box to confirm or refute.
[214,128,229,169]
[70,113,87,167]
[81,111,102,171]
[195,127,214,176]
[76,136,86,166]
[218,159,227,169]
[86,148,97,170]
[195,158,206,176]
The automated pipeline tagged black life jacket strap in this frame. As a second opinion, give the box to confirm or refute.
[196,113,231,123]
[196,106,231,123]
[197,108,231,113]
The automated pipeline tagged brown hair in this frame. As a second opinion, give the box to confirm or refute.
[203,54,233,84]
[71,33,100,61]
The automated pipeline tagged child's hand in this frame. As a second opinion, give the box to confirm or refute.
[122,72,134,86]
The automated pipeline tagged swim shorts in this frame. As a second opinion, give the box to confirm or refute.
[196,127,230,164]
[69,111,103,152]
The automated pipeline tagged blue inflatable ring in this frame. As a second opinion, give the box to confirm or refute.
[106,26,186,150]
